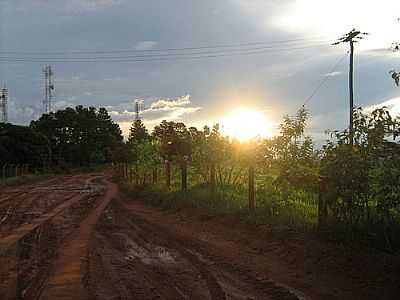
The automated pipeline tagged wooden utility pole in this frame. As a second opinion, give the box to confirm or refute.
[333,29,368,144]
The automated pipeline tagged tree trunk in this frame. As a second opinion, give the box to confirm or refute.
[210,163,216,198]
[248,165,255,211]
[135,163,139,185]
[166,161,171,190]
[318,176,328,229]
[181,160,188,191]
[153,167,158,184]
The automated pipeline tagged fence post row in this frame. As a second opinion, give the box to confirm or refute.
[318,176,328,229]
[1,164,30,180]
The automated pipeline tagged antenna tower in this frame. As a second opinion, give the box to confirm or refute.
[0,86,8,123]
[43,65,55,113]
[135,100,143,121]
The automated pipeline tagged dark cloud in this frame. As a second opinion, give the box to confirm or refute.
[0,0,397,136]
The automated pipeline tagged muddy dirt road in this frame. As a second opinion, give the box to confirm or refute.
[1,174,398,300]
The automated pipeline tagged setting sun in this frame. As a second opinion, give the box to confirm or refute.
[221,108,273,142]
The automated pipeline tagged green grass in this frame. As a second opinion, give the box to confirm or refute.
[119,179,319,230]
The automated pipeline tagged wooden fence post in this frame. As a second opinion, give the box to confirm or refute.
[2,164,6,179]
[165,160,171,190]
[318,176,328,229]
[210,163,216,199]
[181,159,188,192]
[135,163,139,185]
[152,167,158,184]
[248,165,255,211]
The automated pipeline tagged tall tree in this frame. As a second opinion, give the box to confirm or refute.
[30,106,123,166]
[128,119,149,144]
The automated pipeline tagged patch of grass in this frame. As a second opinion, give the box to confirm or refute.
[0,173,53,187]
[119,180,319,230]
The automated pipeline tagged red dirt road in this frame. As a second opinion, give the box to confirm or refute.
[1,174,399,300]
[39,181,118,300]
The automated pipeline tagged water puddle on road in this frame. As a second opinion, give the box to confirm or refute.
[117,233,176,266]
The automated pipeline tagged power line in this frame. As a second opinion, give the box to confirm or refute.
[0,42,329,61]
[0,44,330,64]
[0,36,331,55]
[303,53,348,107]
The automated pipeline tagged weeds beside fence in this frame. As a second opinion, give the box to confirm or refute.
[114,161,399,253]
[1,164,29,180]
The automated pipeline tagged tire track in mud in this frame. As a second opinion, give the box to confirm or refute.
[0,174,108,300]
[90,200,305,300]
[38,180,117,300]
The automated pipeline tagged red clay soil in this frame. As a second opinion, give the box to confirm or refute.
[38,181,118,300]
[86,196,400,300]
[2,175,399,300]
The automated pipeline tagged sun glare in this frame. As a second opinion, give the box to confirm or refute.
[221,109,273,142]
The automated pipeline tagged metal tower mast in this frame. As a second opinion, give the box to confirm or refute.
[43,65,55,114]
[134,100,143,121]
[0,86,8,123]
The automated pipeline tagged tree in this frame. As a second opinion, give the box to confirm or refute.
[128,119,149,144]
[264,107,318,195]
[0,123,51,171]
[152,120,192,190]
[30,106,123,166]
[321,107,400,248]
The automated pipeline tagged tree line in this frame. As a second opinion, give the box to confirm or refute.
[1,105,123,171]
[1,104,399,250]
[120,107,400,251]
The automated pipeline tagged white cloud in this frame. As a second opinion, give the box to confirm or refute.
[7,97,40,125]
[135,41,159,51]
[53,99,76,110]
[270,0,400,51]
[108,95,201,137]
[234,0,400,51]
[324,71,342,77]
[365,97,400,116]
[149,95,190,110]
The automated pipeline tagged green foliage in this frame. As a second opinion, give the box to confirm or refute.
[119,107,400,251]
[0,123,51,170]
[152,120,192,161]
[322,107,400,249]
[128,119,149,144]
[263,107,319,194]
[30,106,123,166]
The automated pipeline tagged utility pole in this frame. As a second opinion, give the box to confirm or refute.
[333,29,368,144]
[43,65,55,114]
[0,86,8,123]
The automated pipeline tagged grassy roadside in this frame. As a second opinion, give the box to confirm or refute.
[117,180,318,231]
[0,174,54,188]
[0,164,110,188]
[117,180,400,253]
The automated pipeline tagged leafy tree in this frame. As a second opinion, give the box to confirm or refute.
[322,107,400,248]
[128,119,149,144]
[152,120,192,190]
[0,123,51,170]
[30,106,123,166]
[264,107,318,195]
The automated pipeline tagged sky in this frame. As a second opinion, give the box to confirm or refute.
[1,0,400,142]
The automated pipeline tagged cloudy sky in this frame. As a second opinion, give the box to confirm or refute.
[1,0,400,141]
